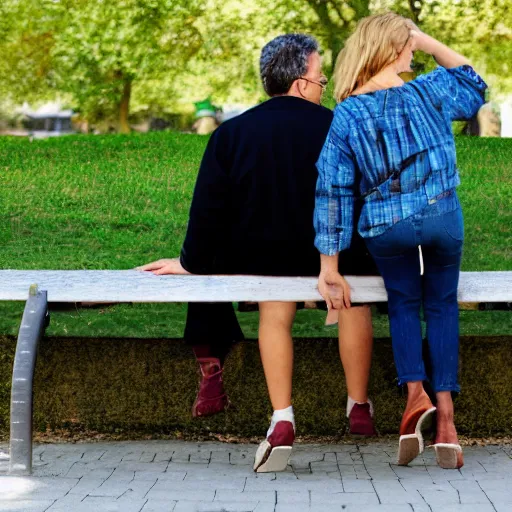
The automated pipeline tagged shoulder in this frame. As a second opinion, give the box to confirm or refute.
[328,101,360,140]
[216,101,268,132]
[401,69,452,107]
[212,107,257,141]
[334,95,379,120]
[224,97,334,128]
[309,103,334,131]
[315,103,334,119]
[204,124,227,148]
[286,98,333,122]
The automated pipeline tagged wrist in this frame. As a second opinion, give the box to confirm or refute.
[320,253,339,273]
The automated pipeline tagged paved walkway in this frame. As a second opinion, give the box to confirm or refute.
[1,440,511,512]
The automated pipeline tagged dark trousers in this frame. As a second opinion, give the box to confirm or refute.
[365,197,463,393]
[185,302,244,360]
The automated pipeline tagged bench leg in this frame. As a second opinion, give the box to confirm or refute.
[9,285,49,475]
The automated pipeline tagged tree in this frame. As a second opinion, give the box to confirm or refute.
[0,0,58,102]
[46,0,205,132]
[304,0,370,68]
[1,0,510,125]
[254,0,370,72]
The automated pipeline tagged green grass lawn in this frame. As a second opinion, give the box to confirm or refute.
[1,132,511,338]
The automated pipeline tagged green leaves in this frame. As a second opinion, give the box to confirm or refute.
[0,0,510,128]
[0,0,207,127]
[48,0,206,125]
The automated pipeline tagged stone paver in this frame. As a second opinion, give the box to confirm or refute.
[1,441,511,511]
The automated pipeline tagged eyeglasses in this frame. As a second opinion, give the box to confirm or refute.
[298,77,328,90]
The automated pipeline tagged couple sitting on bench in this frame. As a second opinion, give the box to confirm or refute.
[139,13,486,472]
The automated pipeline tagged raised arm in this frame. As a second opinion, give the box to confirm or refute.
[408,24,487,121]
[409,25,471,69]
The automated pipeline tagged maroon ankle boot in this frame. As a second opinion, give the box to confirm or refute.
[349,402,377,437]
[191,357,228,418]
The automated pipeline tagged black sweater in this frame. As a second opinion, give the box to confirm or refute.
[180,96,333,276]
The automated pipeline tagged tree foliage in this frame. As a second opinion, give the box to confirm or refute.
[1,0,510,130]
[0,0,57,102]
[304,0,370,67]
[1,0,206,130]
[50,0,205,132]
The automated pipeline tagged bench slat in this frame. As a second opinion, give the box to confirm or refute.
[0,270,511,303]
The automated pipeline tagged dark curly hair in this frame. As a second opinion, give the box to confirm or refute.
[260,34,319,97]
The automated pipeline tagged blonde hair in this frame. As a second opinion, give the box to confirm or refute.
[333,13,410,102]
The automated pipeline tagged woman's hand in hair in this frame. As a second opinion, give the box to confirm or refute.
[407,21,439,56]
[135,258,190,275]
[318,269,351,311]
[405,19,420,33]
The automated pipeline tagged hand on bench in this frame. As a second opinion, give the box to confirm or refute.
[136,258,190,275]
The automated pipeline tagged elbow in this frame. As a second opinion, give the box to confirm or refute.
[460,57,472,68]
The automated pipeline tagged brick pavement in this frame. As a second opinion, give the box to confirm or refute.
[1,441,511,512]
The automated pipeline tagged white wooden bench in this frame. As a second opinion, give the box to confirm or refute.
[1,269,511,475]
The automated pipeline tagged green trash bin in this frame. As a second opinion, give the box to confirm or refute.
[194,98,219,119]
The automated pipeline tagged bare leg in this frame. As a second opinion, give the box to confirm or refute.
[338,305,373,402]
[399,381,434,434]
[396,381,435,465]
[406,381,429,409]
[400,381,435,436]
[258,302,296,410]
[435,392,458,444]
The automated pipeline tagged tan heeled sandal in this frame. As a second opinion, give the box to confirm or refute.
[397,396,436,466]
[430,443,464,469]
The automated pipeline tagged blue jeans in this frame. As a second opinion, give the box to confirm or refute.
[365,195,463,392]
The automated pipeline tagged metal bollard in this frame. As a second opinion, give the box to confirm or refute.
[9,285,49,475]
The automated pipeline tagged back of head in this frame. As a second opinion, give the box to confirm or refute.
[260,34,319,97]
[333,12,410,102]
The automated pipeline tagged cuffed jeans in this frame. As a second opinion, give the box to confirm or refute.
[365,195,463,393]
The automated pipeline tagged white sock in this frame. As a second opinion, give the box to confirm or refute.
[267,406,295,438]
[346,396,374,418]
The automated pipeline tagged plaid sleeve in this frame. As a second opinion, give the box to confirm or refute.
[414,65,487,121]
[314,114,356,256]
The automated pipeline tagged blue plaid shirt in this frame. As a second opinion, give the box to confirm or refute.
[314,65,487,255]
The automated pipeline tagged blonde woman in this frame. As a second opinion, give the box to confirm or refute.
[314,13,487,469]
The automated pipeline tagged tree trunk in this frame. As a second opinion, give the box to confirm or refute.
[305,1,340,72]
[119,78,132,134]
[306,0,369,73]
[408,0,423,24]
